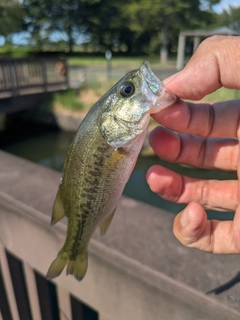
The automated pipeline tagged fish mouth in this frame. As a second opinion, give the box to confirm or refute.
[140,61,162,96]
[138,61,177,113]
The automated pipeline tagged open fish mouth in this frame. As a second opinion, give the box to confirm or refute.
[139,61,162,95]
[138,61,177,113]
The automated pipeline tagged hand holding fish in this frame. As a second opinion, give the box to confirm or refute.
[147,35,240,254]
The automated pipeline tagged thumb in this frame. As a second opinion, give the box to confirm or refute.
[173,202,209,250]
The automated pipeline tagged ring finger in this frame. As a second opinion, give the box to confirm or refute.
[146,165,238,212]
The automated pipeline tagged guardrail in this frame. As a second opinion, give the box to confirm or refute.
[1,151,240,320]
[0,58,68,99]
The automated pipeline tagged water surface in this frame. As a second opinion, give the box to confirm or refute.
[0,119,236,220]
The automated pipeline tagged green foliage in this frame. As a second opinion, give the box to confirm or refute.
[45,80,240,114]
[218,5,240,32]
[50,89,84,110]
[21,0,92,51]
[117,0,219,54]
[67,56,173,68]
[0,45,30,57]
[201,87,240,103]
[19,0,220,55]
[0,0,24,37]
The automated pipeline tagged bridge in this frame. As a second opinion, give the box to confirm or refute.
[0,58,68,113]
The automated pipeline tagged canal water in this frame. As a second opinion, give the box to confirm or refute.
[0,118,236,220]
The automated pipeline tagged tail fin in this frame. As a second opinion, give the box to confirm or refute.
[46,255,67,279]
[66,251,88,281]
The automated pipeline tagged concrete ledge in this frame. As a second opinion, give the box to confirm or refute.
[1,150,240,319]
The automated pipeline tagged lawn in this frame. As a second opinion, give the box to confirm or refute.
[50,79,240,113]
[67,55,176,69]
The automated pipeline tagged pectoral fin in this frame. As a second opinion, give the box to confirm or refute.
[99,208,116,236]
[51,188,65,225]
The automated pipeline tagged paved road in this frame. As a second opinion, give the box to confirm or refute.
[69,65,177,88]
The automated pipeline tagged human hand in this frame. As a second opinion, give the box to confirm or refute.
[146,35,240,253]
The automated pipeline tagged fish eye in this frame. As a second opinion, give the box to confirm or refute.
[120,82,135,98]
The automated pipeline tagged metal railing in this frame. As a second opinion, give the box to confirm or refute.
[0,58,68,99]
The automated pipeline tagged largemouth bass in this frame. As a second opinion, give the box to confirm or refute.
[46,61,176,281]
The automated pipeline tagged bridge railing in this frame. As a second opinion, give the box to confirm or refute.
[0,58,68,99]
[1,151,240,320]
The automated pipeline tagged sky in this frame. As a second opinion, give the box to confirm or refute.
[0,0,239,46]
[212,0,240,13]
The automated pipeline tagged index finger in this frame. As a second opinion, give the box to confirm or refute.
[152,99,240,138]
[164,35,240,100]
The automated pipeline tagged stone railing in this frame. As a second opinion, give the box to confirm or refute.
[0,150,240,320]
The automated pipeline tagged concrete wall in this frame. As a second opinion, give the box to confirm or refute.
[0,150,240,319]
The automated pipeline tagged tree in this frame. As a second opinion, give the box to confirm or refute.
[21,0,93,52]
[85,0,220,57]
[0,0,24,38]
[84,0,135,52]
[119,0,220,61]
[218,6,240,33]
[20,0,220,55]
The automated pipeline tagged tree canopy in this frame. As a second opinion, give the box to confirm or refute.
[1,0,223,55]
[0,0,24,38]
[218,5,240,33]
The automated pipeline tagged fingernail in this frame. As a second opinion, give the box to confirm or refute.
[163,72,180,85]
[180,209,190,227]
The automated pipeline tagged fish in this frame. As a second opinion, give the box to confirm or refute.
[46,61,177,281]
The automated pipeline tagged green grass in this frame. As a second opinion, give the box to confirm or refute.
[201,87,240,103]
[67,56,175,69]
[53,89,84,110]
[49,82,240,113]
[0,45,30,58]
[45,59,240,113]
[42,89,84,111]
[80,77,119,94]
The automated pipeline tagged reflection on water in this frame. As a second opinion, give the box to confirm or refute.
[0,120,236,220]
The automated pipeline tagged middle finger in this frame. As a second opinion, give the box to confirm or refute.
[150,126,238,171]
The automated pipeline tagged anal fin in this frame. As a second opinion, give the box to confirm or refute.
[51,188,65,225]
[99,208,116,236]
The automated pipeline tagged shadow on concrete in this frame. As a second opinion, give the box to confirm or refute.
[207,272,240,295]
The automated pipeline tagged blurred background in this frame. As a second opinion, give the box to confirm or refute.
[1,1,240,320]
[1,0,239,58]
[0,0,239,219]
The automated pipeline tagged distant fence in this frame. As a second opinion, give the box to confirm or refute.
[0,58,68,99]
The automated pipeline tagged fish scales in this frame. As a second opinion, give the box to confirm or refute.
[61,120,130,259]
[47,61,177,281]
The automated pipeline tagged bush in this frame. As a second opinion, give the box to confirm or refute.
[52,89,84,110]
